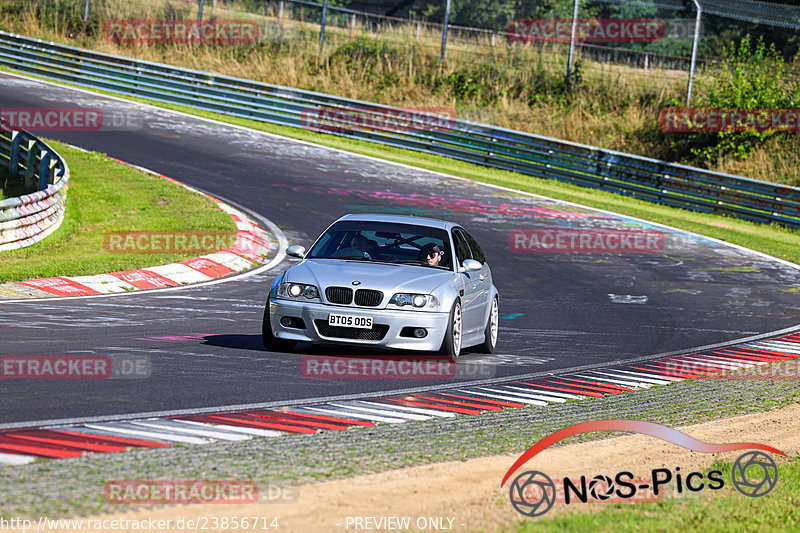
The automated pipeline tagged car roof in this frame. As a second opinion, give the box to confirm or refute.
[336,213,456,230]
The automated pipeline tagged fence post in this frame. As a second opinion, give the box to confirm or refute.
[566,0,579,86]
[350,14,356,36]
[9,131,20,175]
[686,0,702,105]
[319,0,329,53]
[439,0,451,64]
[279,1,284,21]
[416,21,421,40]
[23,141,39,190]
[491,32,496,47]
[197,0,205,26]
[83,0,90,23]
[644,53,649,74]
[38,152,51,191]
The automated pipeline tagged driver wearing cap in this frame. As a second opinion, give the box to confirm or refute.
[419,243,443,267]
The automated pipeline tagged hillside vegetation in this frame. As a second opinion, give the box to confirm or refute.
[0,0,799,185]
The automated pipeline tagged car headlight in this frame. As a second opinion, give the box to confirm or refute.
[276,282,320,301]
[389,293,441,311]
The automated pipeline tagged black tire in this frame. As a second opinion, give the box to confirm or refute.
[262,298,296,352]
[439,299,463,358]
[476,296,499,354]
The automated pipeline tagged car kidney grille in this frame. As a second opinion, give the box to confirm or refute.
[354,289,383,307]
[314,320,390,341]
[325,286,353,305]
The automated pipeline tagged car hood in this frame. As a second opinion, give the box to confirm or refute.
[287,259,454,295]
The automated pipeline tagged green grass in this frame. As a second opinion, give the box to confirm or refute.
[0,141,236,282]
[517,454,800,532]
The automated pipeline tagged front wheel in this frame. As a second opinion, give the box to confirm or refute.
[440,299,463,358]
[476,296,499,354]
[262,298,296,352]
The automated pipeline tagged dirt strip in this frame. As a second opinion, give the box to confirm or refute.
[10,402,800,533]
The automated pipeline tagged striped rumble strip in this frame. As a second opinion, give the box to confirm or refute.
[2,332,800,466]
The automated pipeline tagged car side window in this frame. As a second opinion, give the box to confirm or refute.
[462,230,486,264]
[452,229,471,267]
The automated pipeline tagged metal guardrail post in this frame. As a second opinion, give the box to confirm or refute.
[23,140,38,189]
[9,130,20,175]
[38,152,51,191]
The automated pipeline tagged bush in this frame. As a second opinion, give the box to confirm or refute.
[680,35,800,162]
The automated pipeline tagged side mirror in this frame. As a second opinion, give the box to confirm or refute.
[460,259,482,272]
[286,245,306,258]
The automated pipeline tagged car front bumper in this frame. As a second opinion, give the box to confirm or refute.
[269,298,449,351]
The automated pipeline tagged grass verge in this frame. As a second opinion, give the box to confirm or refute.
[0,141,236,283]
[522,454,800,532]
[5,68,794,267]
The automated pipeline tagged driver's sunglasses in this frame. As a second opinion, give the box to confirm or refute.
[427,251,440,257]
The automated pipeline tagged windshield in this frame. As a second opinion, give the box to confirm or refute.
[308,221,452,270]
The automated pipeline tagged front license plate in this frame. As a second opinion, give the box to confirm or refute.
[328,313,373,329]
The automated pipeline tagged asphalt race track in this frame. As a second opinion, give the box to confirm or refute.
[2,73,800,426]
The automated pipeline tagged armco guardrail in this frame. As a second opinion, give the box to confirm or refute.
[0,30,798,228]
[0,125,69,251]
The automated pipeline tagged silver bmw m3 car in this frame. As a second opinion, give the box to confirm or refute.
[262,214,499,357]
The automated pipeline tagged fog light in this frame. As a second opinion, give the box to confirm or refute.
[280,317,293,327]
[413,328,427,338]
